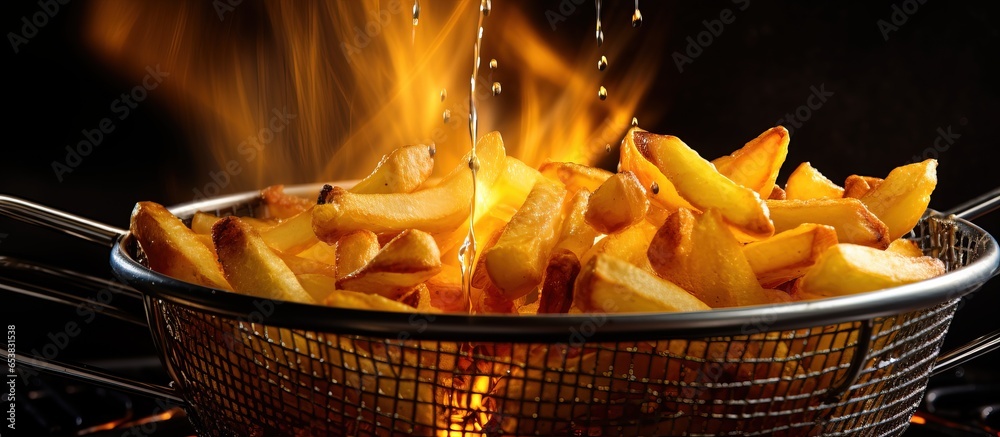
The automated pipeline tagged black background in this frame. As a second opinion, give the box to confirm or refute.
[1,0,998,433]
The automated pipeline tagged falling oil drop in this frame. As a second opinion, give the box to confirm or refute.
[481,0,492,16]
[598,86,608,100]
[595,0,604,47]
[489,58,498,70]
[491,82,502,96]
[631,116,639,127]
[598,56,608,71]
[632,1,642,28]
[442,109,451,123]
[440,89,447,102]
[650,182,659,195]
[605,144,612,153]
[412,0,420,26]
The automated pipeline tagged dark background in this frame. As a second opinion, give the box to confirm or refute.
[1,0,998,434]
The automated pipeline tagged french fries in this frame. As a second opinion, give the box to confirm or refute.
[767,198,890,249]
[348,144,436,195]
[796,243,945,297]
[212,216,315,303]
[575,254,711,313]
[859,159,937,241]
[743,223,838,288]
[712,126,789,198]
[131,201,231,290]
[337,229,442,299]
[785,162,844,200]
[584,171,648,234]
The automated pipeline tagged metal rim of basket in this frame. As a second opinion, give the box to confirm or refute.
[109,183,1000,343]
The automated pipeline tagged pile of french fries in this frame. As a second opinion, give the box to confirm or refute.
[131,126,945,315]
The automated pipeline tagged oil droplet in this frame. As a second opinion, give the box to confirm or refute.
[605,144,612,153]
[440,89,447,102]
[468,156,481,172]
[442,109,451,123]
[412,0,420,26]
[491,82,502,96]
[489,58,498,70]
[631,116,639,127]
[481,0,492,16]
[632,1,643,28]
[650,182,659,194]
[598,55,608,71]
[596,28,605,47]
[598,86,608,100]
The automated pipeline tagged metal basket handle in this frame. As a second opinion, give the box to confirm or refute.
[0,195,182,404]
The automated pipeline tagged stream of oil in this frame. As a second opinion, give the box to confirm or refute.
[458,0,492,312]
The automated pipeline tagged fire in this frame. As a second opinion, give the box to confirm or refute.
[443,374,494,436]
[83,1,661,195]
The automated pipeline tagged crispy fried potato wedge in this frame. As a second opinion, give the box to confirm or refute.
[634,130,774,239]
[767,198,890,249]
[886,238,923,257]
[575,254,711,313]
[323,288,425,312]
[797,243,945,297]
[712,126,789,198]
[296,273,337,302]
[212,216,314,303]
[261,185,313,219]
[276,252,337,277]
[313,132,505,242]
[335,230,380,279]
[843,175,884,199]
[860,159,937,241]
[584,171,648,234]
[349,144,436,194]
[538,161,612,194]
[130,201,231,291]
[538,249,581,314]
[259,207,317,255]
[337,229,442,299]
[785,162,844,200]
[553,189,600,258]
[493,156,541,211]
[769,185,786,200]
[580,220,659,273]
[743,224,839,288]
[648,208,777,307]
[484,178,566,299]
[471,224,507,289]
[620,127,693,211]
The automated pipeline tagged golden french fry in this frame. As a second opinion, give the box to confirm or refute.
[575,254,711,313]
[743,224,839,288]
[259,207,317,254]
[212,216,315,303]
[843,175,884,199]
[130,201,231,291]
[785,162,844,200]
[313,132,505,242]
[471,224,507,289]
[261,184,313,219]
[424,264,466,312]
[484,178,566,299]
[797,243,945,297]
[886,238,923,257]
[538,161,612,194]
[580,220,658,274]
[712,126,789,198]
[537,249,581,314]
[553,189,600,258]
[648,208,777,307]
[493,156,542,210]
[276,252,337,277]
[323,287,426,312]
[634,130,774,239]
[620,127,694,211]
[349,144,435,194]
[767,198,890,249]
[191,211,274,234]
[296,273,337,302]
[337,229,442,299]
[860,159,937,241]
[335,230,380,279]
[584,171,648,234]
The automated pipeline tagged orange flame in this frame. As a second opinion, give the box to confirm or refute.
[84,1,660,196]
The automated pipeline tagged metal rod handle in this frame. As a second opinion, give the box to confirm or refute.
[944,187,1000,221]
[932,328,1000,377]
[0,195,126,247]
[0,349,184,404]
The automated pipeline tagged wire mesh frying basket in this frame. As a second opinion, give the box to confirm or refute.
[122,189,999,437]
[1,187,998,436]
